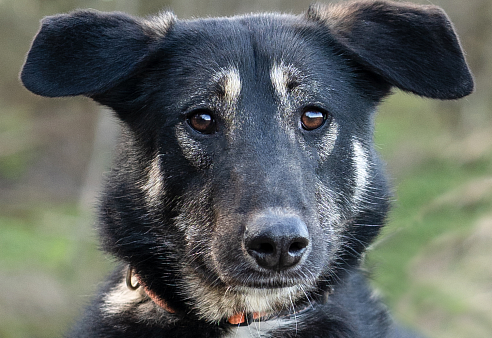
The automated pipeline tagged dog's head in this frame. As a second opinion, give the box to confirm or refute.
[21,0,473,323]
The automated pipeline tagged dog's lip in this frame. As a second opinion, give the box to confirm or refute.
[223,276,313,290]
[233,282,298,289]
[228,284,302,296]
[231,284,301,293]
[216,268,318,290]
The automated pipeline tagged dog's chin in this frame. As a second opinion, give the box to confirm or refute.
[182,271,314,322]
[196,285,308,323]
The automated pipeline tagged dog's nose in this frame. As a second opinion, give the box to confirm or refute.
[245,212,310,271]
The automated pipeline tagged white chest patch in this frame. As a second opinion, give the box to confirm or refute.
[224,317,298,338]
[101,272,175,324]
[103,278,145,315]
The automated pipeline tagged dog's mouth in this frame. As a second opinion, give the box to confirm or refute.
[216,268,317,289]
[177,207,329,322]
[194,257,320,292]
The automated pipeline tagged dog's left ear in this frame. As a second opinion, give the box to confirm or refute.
[21,10,176,98]
[307,0,474,99]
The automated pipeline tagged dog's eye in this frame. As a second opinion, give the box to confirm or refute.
[188,111,217,134]
[301,108,328,131]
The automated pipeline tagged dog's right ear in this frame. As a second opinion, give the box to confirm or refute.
[306,1,474,100]
[21,10,176,98]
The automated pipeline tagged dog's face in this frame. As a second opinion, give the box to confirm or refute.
[21,1,473,323]
[103,16,392,320]
[144,16,386,319]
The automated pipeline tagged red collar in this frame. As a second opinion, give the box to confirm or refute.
[126,266,175,314]
[227,312,267,325]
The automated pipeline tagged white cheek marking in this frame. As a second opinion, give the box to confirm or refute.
[317,120,339,162]
[142,155,164,206]
[174,181,213,233]
[315,179,342,252]
[315,180,340,222]
[352,138,369,203]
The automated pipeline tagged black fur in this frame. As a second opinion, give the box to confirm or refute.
[21,1,473,337]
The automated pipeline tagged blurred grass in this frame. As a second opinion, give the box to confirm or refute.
[368,92,492,337]
[0,204,110,338]
[1,206,82,270]
[0,105,33,180]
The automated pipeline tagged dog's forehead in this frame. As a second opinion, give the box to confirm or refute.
[166,14,309,60]
[157,14,334,105]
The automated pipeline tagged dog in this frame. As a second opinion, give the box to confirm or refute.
[21,1,473,337]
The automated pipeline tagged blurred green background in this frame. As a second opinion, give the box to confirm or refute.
[1,0,491,337]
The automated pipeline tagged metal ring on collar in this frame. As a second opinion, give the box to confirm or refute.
[126,265,140,291]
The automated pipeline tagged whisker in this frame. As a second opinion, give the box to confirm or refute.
[288,291,298,335]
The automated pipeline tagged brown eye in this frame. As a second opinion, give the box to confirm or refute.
[188,111,217,134]
[301,108,328,131]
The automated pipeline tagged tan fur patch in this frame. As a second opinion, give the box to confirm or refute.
[270,61,301,99]
[142,155,164,206]
[214,67,242,105]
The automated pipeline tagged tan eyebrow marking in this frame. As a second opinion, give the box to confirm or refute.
[214,67,242,104]
[270,61,301,98]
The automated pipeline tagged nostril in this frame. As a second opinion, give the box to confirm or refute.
[248,238,275,255]
[246,236,279,270]
[288,239,308,255]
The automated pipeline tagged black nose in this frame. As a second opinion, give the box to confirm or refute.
[244,212,310,271]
